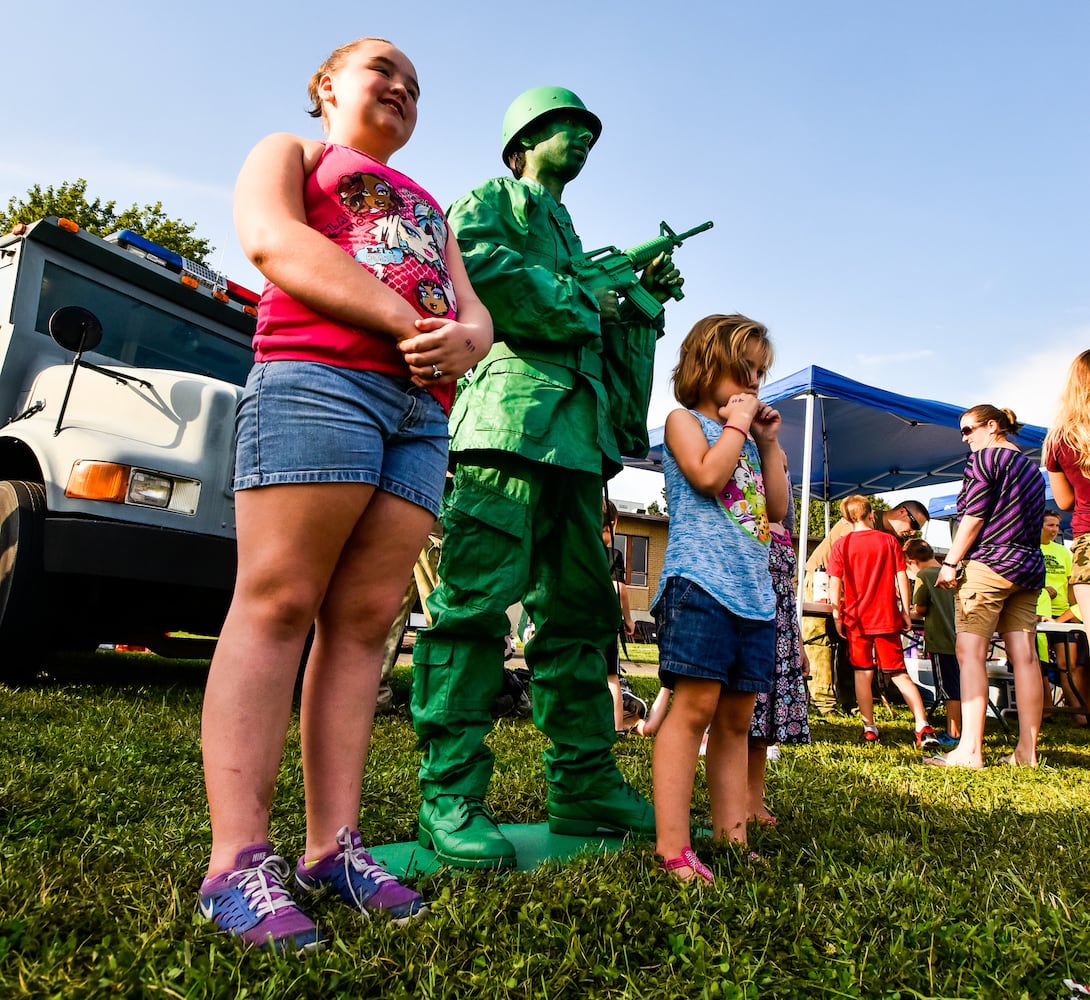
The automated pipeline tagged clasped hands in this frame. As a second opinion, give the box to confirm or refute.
[719,393,781,443]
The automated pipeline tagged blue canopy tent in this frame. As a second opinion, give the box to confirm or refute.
[632,365,1046,495]
[626,365,1048,613]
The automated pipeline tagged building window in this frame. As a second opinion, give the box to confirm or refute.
[613,533,649,587]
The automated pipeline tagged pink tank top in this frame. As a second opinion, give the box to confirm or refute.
[253,143,458,410]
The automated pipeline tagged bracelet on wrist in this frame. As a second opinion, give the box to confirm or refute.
[942,560,958,568]
[721,423,748,438]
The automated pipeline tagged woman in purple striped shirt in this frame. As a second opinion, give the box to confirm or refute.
[924,405,1045,768]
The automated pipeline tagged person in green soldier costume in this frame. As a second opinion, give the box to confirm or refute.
[411,86,683,868]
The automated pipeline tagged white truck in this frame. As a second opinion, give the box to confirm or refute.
[0,216,258,672]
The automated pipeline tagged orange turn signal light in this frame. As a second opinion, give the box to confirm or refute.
[65,461,130,502]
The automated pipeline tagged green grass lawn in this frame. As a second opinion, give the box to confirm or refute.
[2,651,1090,999]
[620,642,660,666]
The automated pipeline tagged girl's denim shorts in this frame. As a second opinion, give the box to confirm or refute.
[233,361,449,517]
[655,576,774,693]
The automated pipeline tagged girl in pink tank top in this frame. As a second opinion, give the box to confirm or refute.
[198,36,491,953]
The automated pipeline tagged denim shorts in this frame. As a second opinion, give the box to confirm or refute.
[655,577,774,693]
[233,361,449,516]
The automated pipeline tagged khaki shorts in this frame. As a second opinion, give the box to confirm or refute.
[1070,532,1090,587]
[954,560,1039,638]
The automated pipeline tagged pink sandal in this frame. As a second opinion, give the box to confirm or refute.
[659,847,714,885]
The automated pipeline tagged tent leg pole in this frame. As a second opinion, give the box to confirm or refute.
[795,392,816,624]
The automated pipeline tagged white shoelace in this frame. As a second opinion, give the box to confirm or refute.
[335,826,397,909]
[227,855,297,918]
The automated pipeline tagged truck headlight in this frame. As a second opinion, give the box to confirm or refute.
[66,461,201,515]
[128,470,173,508]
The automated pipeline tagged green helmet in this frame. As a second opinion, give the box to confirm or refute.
[500,86,602,164]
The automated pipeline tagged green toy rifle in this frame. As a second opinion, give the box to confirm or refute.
[576,220,714,321]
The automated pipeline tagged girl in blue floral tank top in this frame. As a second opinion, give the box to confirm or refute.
[651,315,787,883]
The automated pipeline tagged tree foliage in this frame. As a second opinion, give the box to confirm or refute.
[645,485,668,517]
[797,494,889,539]
[0,178,213,262]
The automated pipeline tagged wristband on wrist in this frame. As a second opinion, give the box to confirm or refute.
[942,561,958,568]
[721,423,748,438]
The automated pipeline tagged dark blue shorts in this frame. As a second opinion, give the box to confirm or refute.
[931,651,962,701]
[655,577,774,693]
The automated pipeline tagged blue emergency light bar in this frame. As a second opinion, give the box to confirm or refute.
[106,228,185,270]
[105,229,258,307]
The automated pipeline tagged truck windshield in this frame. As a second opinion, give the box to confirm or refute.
[35,260,253,386]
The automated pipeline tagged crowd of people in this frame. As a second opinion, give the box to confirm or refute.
[192,34,1090,955]
[806,394,1090,775]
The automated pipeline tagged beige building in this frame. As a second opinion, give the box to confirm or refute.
[611,503,670,623]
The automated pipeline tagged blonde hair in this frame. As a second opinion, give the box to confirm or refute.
[306,37,393,128]
[671,314,773,409]
[961,404,1022,438]
[1044,350,1090,478]
[839,494,872,524]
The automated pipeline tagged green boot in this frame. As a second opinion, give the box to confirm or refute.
[547,780,656,838]
[418,796,517,870]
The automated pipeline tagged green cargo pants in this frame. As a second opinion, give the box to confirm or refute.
[411,455,622,803]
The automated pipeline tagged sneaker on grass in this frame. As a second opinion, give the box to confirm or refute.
[915,725,941,750]
[295,826,427,925]
[198,844,324,954]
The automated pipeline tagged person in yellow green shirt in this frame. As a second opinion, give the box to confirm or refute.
[1037,510,1085,723]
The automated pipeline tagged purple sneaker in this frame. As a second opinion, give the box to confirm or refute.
[198,844,324,953]
[295,826,428,925]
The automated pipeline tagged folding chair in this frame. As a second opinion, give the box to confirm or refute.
[1039,621,1090,719]
[633,619,658,644]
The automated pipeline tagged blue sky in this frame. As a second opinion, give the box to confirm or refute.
[5,1,1087,505]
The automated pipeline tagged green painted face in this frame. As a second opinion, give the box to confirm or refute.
[521,116,596,188]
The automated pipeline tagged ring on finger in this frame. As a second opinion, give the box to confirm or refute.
[431,364,443,379]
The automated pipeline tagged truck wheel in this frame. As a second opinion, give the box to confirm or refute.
[0,480,47,680]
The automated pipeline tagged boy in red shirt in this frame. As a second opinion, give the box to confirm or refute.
[828,495,939,748]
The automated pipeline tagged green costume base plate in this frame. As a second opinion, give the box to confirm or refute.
[370,823,634,876]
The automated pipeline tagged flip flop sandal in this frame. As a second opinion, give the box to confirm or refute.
[658,847,714,885]
[922,754,983,769]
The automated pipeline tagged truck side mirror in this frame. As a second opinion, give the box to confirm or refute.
[48,306,103,354]
[47,306,148,437]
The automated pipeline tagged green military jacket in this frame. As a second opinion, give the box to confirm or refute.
[446,176,663,478]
